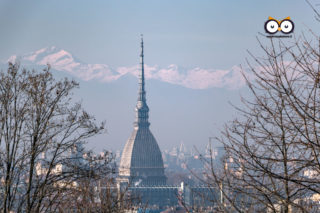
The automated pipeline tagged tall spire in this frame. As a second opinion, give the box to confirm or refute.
[118,36,166,186]
[139,34,146,103]
[134,35,150,128]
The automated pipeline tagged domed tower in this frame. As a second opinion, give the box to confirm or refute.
[118,36,166,186]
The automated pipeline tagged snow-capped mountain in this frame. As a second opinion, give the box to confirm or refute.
[6,46,247,89]
[7,46,120,82]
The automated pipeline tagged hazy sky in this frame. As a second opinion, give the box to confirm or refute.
[0,0,318,152]
[0,0,316,68]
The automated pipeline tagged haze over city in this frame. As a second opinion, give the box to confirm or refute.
[3,1,320,212]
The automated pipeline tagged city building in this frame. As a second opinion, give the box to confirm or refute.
[116,37,220,209]
[118,36,166,187]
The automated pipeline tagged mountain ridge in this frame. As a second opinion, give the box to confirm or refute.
[5,46,247,90]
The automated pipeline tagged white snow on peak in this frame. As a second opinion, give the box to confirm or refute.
[6,47,248,90]
[6,47,119,82]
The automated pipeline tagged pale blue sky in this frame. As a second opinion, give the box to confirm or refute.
[0,0,316,68]
[0,0,318,152]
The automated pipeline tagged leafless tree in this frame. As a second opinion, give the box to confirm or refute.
[193,4,320,213]
[0,63,106,212]
[58,151,138,213]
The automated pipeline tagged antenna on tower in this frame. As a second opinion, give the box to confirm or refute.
[135,34,149,128]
